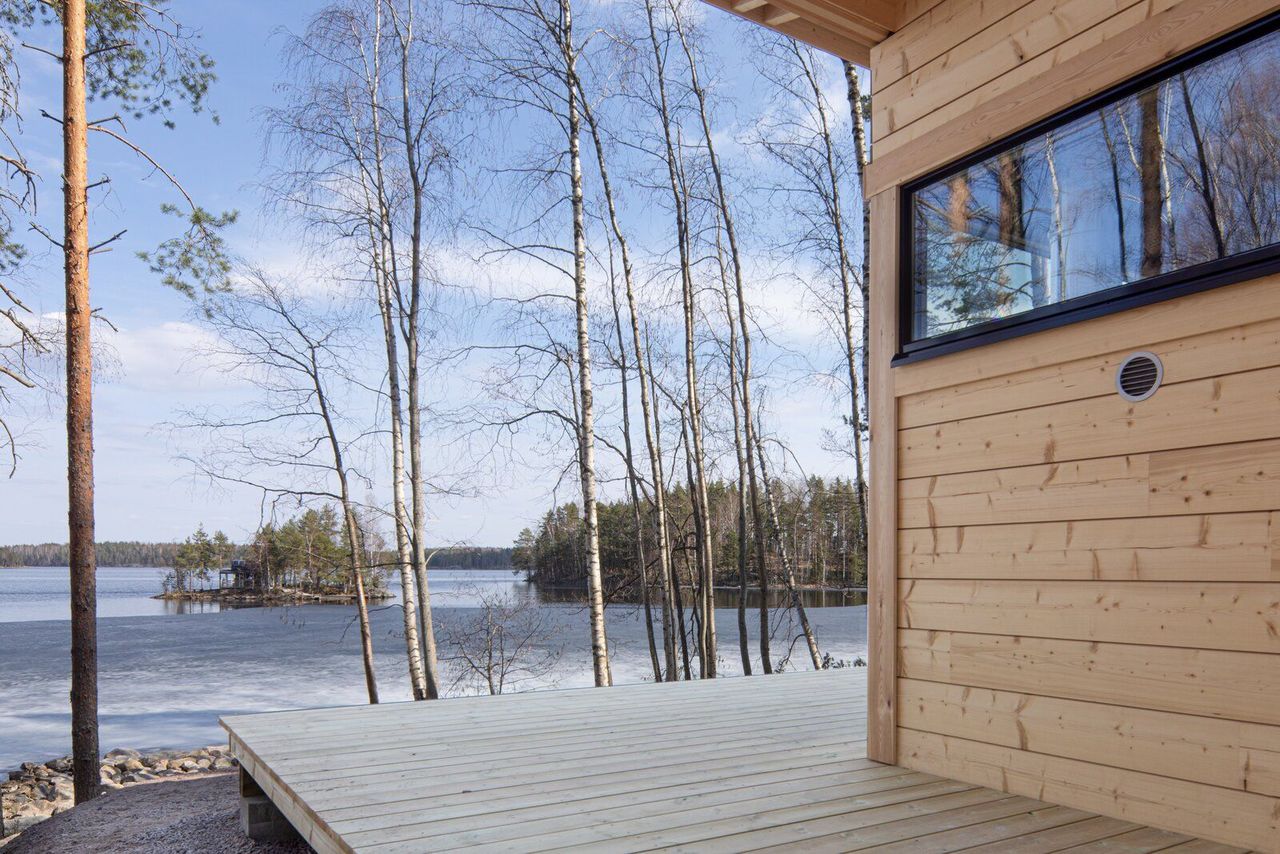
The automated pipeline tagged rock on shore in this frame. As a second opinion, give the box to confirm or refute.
[1,745,236,839]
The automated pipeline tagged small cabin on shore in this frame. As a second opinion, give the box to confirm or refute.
[218,559,266,593]
[706,0,1280,849]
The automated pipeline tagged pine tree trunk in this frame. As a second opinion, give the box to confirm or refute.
[563,0,611,688]
[1138,87,1164,279]
[63,0,100,804]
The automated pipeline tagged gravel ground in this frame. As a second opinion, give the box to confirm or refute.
[0,774,312,853]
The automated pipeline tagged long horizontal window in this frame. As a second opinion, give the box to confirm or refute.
[903,16,1280,356]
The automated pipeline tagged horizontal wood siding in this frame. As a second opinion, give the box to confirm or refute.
[898,628,1280,726]
[889,278,1280,852]
[865,0,1279,197]
[898,678,1280,797]
[898,730,1280,850]
[900,513,1280,581]
[871,3,1280,848]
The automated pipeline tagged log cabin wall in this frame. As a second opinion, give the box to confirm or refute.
[864,1,1280,849]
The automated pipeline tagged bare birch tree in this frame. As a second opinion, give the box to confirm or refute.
[441,587,563,695]
[755,37,868,579]
[640,0,721,676]
[842,60,871,433]
[753,425,822,670]
[579,83,678,680]
[178,272,381,703]
[469,0,612,686]
[266,0,467,699]
[0,35,44,478]
[605,247,663,681]
[711,223,751,674]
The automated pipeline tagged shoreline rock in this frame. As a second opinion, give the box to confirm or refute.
[1,745,236,839]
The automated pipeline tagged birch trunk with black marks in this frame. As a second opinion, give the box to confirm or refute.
[666,0,725,675]
[608,252,662,681]
[388,6,441,700]
[842,61,871,422]
[365,5,428,700]
[562,0,611,687]
[579,87,675,680]
[313,349,380,704]
[714,231,752,674]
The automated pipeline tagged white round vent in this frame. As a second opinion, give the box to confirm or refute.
[1116,352,1163,402]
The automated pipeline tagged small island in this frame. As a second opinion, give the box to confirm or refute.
[155,509,395,606]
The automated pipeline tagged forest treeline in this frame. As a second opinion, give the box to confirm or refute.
[0,542,182,568]
[515,476,865,593]
[0,541,514,570]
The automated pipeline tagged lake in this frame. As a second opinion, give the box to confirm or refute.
[0,567,867,771]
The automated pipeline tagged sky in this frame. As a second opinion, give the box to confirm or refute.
[0,0,864,549]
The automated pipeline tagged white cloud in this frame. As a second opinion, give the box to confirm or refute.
[24,315,251,395]
[107,321,243,393]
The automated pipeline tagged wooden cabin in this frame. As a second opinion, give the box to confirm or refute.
[219,559,266,592]
[704,0,1280,849]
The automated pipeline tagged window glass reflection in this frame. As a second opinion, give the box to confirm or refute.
[909,27,1280,343]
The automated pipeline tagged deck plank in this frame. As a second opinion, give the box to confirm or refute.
[1055,826,1193,851]
[332,765,918,841]
[221,669,1251,853]
[959,816,1143,852]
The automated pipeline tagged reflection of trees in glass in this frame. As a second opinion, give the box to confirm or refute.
[1176,73,1224,259]
[913,147,1052,338]
[1138,87,1165,278]
[910,27,1280,343]
[1097,108,1131,283]
[1045,133,1068,301]
[1202,51,1280,252]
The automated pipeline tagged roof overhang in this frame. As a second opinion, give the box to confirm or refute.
[700,0,903,66]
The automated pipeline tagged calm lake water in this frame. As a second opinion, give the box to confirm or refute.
[0,567,867,771]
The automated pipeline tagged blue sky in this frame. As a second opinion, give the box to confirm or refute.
[1,0,863,549]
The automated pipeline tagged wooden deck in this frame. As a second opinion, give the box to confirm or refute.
[221,670,1252,853]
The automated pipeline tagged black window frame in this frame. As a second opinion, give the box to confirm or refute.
[894,10,1280,366]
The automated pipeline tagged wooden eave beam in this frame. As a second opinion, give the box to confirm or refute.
[770,0,897,43]
[757,0,890,44]
[765,9,801,25]
[703,0,891,65]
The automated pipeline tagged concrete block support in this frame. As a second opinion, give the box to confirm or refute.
[239,766,301,843]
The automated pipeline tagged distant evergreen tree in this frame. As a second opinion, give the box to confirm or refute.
[170,524,232,593]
